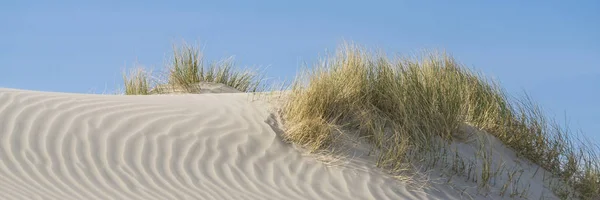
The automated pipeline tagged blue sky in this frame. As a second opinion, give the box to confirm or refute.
[1,0,599,143]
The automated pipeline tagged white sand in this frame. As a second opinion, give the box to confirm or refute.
[0,88,563,199]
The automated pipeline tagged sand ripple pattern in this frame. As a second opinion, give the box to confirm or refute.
[0,89,445,200]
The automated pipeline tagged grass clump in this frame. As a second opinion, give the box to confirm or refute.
[122,41,263,95]
[281,42,600,199]
[282,43,503,170]
[168,43,203,92]
[166,42,263,93]
[122,68,152,95]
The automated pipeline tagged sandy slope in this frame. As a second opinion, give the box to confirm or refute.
[0,88,560,200]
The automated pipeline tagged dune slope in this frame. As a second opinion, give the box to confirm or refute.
[0,88,570,200]
[0,88,470,200]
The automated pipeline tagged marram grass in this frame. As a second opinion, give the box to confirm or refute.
[122,67,151,95]
[167,43,263,93]
[123,42,263,94]
[281,43,599,199]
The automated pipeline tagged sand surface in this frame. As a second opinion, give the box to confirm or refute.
[0,88,561,199]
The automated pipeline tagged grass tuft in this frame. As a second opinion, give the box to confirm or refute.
[122,41,264,94]
[122,67,152,95]
[168,43,203,92]
[166,42,264,93]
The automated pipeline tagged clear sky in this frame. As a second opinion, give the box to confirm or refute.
[1,0,599,143]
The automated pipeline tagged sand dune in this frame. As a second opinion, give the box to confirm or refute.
[0,88,562,200]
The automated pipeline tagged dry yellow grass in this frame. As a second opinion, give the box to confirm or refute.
[281,42,599,199]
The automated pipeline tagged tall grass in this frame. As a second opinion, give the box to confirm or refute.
[167,43,263,93]
[168,43,202,92]
[122,68,152,95]
[123,42,263,94]
[281,43,600,199]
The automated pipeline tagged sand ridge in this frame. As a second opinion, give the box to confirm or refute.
[0,88,566,200]
[0,88,448,200]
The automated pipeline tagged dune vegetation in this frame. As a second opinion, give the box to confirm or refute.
[280,43,599,199]
[122,42,263,95]
[121,41,599,199]
[123,67,152,95]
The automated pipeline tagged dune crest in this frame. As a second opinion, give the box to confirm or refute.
[0,88,445,200]
[150,82,243,94]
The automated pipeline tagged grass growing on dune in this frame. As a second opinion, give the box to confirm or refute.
[123,42,263,95]
[282,43,504,165]
[281,43,600,199]
[167,43,264,93]
[168,43,202,92]
[122,68,152,95]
